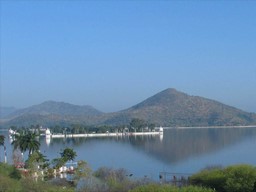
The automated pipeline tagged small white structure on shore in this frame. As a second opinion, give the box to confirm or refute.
[45,128,51,138]
[155,126,164,134]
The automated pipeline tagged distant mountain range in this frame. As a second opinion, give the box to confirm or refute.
[1,88,256,128]
[4,101,103,118]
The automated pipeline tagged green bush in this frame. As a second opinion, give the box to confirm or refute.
[0,163,74,192]
[190,164,256,192]
[224,164,256,192]
[179,186,216,192]
[0,175,21,192]
[130,184,215,192]
[20,179,74,192]
[9,167,22,180]
[190,167,226,191]
[0,163,15,177]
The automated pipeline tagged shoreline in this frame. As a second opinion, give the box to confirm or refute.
[165,125,256,129]
[50,131,163,138]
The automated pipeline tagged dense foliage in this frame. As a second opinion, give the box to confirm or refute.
[189,164,256,192]
[130,184,215,192]
[12,131,40,154]
[7,120,156,136]
[0,163,74,192]
[60,148,77,162]
[0,135,6,163]
[0,135,5,146]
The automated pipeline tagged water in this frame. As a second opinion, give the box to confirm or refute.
[1,127,256,180]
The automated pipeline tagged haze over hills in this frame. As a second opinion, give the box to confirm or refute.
[5,100,103,118]
[1,88,256,128]
[0,107,17,119]
[0,101,103,127]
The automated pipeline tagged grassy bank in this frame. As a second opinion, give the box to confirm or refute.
[2,162,256,192]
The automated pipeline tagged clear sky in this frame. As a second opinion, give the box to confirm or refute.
[0,1,256,113]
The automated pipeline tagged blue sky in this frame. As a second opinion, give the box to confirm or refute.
[1,1,256,112]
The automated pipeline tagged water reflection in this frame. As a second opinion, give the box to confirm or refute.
[3,127,256,178]
[44,128,256,164]
[128,128,256,163]
[45,136,51,146]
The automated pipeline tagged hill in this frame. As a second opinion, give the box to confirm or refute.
[1,101,104,127]
[103,88,256,126]
[1,89,256,128]
[6,101,103,118]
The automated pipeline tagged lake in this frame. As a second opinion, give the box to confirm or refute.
[1,127,256,180]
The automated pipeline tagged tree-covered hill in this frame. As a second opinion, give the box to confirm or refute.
[102,88,256,126]
[1,89,256,128]
[5,101,103,119]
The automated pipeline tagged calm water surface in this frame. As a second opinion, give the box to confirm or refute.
[2,127,256,180]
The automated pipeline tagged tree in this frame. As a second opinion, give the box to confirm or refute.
[0,135,4,146]
[73,160,92,185]
[12,131,40,155]
[26,151,49,172]
[52,158,66,169]
[148,123,156,131]
[0,135,7,163]
[130,118,146,132]
[51,148,77,170]
[60,147,77,162]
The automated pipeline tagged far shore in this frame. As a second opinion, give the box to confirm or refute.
[50,131,163,138]
[165,125,256,129]
[47,125,256,138]
[1,125,256,134]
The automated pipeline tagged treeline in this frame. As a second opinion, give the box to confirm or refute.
[9,118,157,134]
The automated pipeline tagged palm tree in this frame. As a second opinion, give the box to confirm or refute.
[60,147,77,162]
[12,131,40,155]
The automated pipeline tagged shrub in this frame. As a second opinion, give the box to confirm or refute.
[94,167,128,182]
[130,184,215,192]
[189,167,226,191]
[224,164,256,192]
[190,164,256,192]
[76,176,108,192]
[0,163,15,177]
[0,175,21,192]
[9,167,22,180]
[93,167,133,192]
[20,178,74,192]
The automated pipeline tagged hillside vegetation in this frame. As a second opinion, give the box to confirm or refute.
[1,88,256,128]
